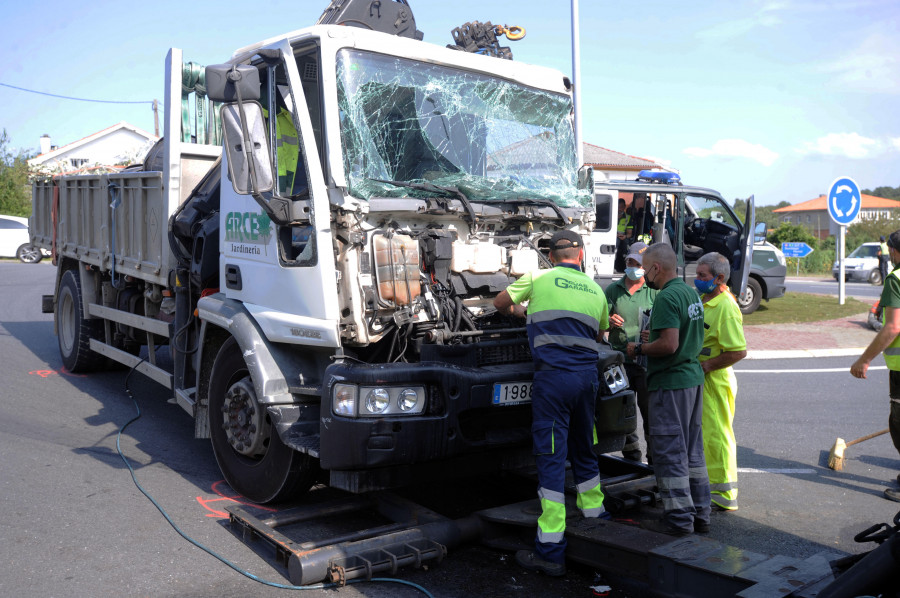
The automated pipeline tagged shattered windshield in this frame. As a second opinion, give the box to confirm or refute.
[336,49,590,208]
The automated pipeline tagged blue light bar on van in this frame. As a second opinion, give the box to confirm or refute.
[637,170,681,185]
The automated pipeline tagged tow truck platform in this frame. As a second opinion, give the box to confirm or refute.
[225,456,900,596]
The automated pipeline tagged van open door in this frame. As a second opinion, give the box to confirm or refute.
[731,195,756,298]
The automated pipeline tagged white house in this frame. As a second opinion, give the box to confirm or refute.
[583,143,668,181]
[28,122,159,174]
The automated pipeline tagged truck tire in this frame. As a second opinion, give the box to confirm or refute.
[208,337,317,504]
[56,269,105,372]
[738,277,763,315]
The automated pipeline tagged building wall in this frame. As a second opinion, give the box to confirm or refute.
[778,208,899,239]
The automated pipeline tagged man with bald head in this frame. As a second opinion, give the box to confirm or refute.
[627,243,710,536]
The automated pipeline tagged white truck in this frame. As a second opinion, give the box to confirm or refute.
[31,4,634,504]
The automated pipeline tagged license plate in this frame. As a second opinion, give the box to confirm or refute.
[492,382,532,405]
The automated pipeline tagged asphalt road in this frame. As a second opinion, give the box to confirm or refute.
[786,276,883,301]
[2,261,899,597]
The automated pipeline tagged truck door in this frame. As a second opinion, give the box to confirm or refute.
[730,195,756,298]
[220,41,340,347]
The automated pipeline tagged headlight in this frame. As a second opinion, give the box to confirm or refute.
[397,388,419,411]
[331,384,426,417]
[333,383,357,416]
[603,365,629,394]
[364,388,391,414]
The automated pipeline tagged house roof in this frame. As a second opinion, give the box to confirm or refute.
[28,121,158,165]
[583,142,665,170]
[773,194,900,213]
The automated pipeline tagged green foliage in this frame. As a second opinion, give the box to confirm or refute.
[862,185,900,201]
[767,222,819,247]
[0,129,33,217]
[732,198,791,230]
[846,216,900,250]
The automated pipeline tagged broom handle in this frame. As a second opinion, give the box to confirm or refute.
[846,429,890,447]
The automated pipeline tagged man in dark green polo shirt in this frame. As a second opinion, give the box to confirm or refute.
[605,241,657,463]
[626,243,710,536]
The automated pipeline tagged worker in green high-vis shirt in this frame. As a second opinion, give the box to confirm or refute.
[851,230,900,502]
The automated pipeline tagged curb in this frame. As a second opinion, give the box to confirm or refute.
[745,347,866,361]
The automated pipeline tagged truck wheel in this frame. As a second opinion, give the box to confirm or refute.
[868,269,882,285]
[738,277,763,315]
[56,269,105,372]
[208,337,317,504]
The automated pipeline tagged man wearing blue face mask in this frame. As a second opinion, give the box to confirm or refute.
[604,242,657,463]
[695,252,747,512]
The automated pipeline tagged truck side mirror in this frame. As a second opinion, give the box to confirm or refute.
[206,64,260,102]
[577,165,594,191]
[222,102,274,195]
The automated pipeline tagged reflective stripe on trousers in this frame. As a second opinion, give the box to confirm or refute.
[531,368,601,564]
[702,367,738,509]
[648,385,711,532]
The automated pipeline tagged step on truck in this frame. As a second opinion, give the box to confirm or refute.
[30,3,635,504]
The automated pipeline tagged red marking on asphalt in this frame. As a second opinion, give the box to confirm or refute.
[29,369,57,378]
[196,480,279,519]
[29,368,86,378]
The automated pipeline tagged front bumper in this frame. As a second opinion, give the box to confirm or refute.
[318,357,636,473]
[832,268,869,281]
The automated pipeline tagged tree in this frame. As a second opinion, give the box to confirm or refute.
[733,198,791,231]
[767,222,819,248]
[0,129,34,217]
[862,185,900,201]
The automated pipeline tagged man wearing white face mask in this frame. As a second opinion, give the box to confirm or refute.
[605,242,657,463]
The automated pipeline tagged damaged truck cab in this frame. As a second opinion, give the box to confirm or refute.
[34,23,636,503]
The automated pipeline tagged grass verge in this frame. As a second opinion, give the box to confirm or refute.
[744,292,872,326]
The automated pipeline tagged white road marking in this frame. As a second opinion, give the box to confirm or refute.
[736,468,818,474]
[735,365,887,373]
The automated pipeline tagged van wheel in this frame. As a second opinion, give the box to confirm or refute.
[868,269,882,285]
[208,337,318,504]
[738,277,763,315]
[56,269,105,372]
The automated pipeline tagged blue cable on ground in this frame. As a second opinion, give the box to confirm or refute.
[116,362,433,597]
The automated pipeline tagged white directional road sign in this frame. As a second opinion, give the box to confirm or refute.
[828,177,861,226]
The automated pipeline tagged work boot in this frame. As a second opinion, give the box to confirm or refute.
[515,550,566,577]
[694,519,710,534]
[885,488,900,503]
[640,518,691,537]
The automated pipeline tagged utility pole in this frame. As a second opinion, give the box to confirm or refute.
[571,0,583,166]
[152,99,160,137]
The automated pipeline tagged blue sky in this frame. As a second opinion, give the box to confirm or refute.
[1,0,897,206]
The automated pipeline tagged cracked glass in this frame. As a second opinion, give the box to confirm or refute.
[336,49,590,208]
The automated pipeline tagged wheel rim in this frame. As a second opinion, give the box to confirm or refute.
[18,246,40,262]
[221,377,271,458]
[740,286,755,307]
[59,289,76,355]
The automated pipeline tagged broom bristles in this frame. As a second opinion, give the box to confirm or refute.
[828,438,847,471]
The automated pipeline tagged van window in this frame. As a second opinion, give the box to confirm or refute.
[594,193,613,232]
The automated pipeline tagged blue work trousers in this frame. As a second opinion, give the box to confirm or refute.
[531,368,600,563]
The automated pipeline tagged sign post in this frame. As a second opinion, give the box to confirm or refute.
[781,242,814,276]
[827,177,861,305]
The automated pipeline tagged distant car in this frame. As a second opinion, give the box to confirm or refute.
[0,215,45,263]
[737,241,786,315]
[832,242,882,285]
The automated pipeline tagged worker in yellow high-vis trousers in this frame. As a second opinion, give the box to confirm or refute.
[494,229,611,577]
[851,230,900,503]
[694,252,747,512]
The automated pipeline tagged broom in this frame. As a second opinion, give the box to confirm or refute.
[828,429,889,471]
